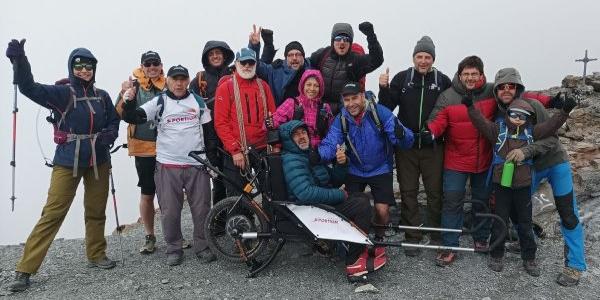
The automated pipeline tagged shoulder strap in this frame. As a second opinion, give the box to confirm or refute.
[367,100,383,132]
[197,71,208,98]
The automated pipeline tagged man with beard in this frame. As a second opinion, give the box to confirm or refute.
[189,41,235,205]
[310,22,384,115]
[214,48,278,196]
[248,24,308,106]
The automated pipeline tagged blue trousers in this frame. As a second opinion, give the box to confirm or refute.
[532,161,586,271]
[441,169,491,247]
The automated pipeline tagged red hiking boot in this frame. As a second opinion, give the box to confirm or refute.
[435,250,457,267]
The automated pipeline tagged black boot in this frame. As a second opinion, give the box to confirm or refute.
[8,271,30,292]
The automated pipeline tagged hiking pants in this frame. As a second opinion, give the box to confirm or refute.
[490,184,536,260]
[395,145,444,242]
[532,162,586,271]
[440,169,491,247]
[222,149,266,198]
[16,162,110,274]
[334,192,372,265]
[155,163,211,255]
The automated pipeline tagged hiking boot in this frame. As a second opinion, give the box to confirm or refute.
[182,239,192,249]
[196,248,217,264]
[346,254,368,277]
[404,247,421,257]
[506,241,521,254]
[435,250,457,267]
[8,271,30,292]
[139,234,156,254]
[87,257,116,269]
[368,246,386,259]
[371,253,387,271]
[474,240,488,252]
[523,259,541,277]
[556,267,581,286]
[488,257,504,272]
[166,253,184,266]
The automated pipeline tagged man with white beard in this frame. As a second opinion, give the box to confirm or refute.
[214,48,278,196]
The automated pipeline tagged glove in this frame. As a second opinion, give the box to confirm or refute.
[98,128,117,146]
[6,39,26,62]
[261,28,274,45]
[394,120,405,140]
[461,94,474,107]
[549,92,565,109]
[308,148,321,165]
[358,21,375,37]
[562,94,577,113]
[419,130,434,145]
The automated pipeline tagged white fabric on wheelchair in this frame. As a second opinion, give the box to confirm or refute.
[285,204,373,245]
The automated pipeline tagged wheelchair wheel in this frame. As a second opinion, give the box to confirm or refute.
[204,196,269,262]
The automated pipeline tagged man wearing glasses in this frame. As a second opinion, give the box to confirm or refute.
[116,51,166,255]
[426,56,495,267]
[309,22,384,115]
[248,25,308,107]
[214,48,278,197]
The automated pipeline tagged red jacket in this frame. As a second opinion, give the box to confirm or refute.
[427,75,496,173]
[214,72,276,155]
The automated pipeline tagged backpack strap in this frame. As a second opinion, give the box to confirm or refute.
[340,115,363,165]
[366,99,383,132]
[197,71,208,98]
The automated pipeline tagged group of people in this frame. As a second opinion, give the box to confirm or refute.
[4,20,587,292]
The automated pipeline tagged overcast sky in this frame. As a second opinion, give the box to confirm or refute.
[1,0,599,245]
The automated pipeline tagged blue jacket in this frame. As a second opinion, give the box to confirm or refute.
[280,120,347,205]
[14,48,119,168]
[318,103,413,177]
[249,43,309,106]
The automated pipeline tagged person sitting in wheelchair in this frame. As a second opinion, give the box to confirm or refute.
[279,120,379,279]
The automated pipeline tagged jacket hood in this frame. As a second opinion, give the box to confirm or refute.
[297,69,325,100]
[493,67,525,102]
[331,23,354,44]
[280,120,309,154]
[68,48,97,85]
[201,40,234,69]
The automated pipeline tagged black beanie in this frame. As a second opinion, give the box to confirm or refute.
[413,36,436,60]
[284,41,305,57]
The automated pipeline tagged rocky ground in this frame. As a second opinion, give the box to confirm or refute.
[1,75,600,299]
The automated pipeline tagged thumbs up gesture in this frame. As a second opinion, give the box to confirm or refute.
[379,67,390,88]
[336,144,347,165]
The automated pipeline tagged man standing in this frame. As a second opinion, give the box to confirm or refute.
[378,36,451,256]
[494,67,586,286]
[426,56,495,267]
[122,65,218,266]
[214,48,278,196]
[189,41,235,205]
[317,82,414,262]
[310,22,384,115]
[248,25,308,107]
[116,51,165,254]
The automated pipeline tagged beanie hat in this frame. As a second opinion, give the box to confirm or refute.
[331,23,354,43]
[284,41,305,57]
[413,36,435,60]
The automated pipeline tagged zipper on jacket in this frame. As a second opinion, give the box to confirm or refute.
[245,93,251,123]
[418,75,425,148]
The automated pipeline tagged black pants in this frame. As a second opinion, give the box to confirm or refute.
[333,192,372,265]
[490,184,536,260]
[222,150,266,197]
[211,152,227,204]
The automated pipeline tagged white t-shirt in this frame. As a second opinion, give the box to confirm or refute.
[141,93,211,165]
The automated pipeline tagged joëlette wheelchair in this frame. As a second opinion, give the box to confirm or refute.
[188,147,506,279]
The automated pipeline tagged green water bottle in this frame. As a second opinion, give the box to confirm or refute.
[500,161,515,188]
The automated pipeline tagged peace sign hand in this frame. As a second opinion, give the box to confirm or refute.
[249,24,262,45]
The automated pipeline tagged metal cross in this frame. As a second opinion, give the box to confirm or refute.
[575,50,597,80]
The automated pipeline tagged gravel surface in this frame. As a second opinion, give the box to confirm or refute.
[1,203,598,299]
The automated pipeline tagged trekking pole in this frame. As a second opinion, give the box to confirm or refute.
[109,168,125,265]
[10,64,19,211]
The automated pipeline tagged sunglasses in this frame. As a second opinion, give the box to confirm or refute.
[240,60,256,66]
[508,111,528,121]
[143,60,161,67]
[333,35,351,43]
[73,63,94,71]
[498,83,516,90]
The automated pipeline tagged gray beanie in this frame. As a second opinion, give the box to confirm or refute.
[331,23,354,43]
[413,36,435,60]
